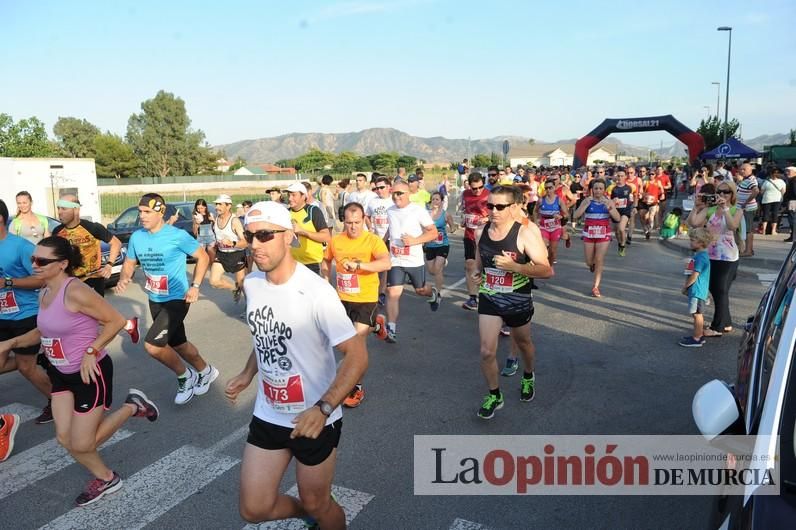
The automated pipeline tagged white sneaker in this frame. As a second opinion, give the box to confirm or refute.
[174,371,196,405]
[193,365,219,396]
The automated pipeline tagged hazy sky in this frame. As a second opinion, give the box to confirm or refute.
[3,0,794,149]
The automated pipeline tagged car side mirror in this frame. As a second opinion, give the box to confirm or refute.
[692,379,743,441]
[107,222,116,230]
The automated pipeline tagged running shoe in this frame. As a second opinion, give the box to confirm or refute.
[124,389,159,422]
[589,264,595,273]
[194,365,220,396]
[462,298,478,311]
[232,286,243,304]
[627,235,632,246]
[520,373,535,402]
[678,336,704,348]
[500,358,519,377]
[645,230,650,240]
[0,413,20,462]
[477,392,504,420]
[75,471,123,506]
[591,287,601,298]
[373,314,388,340]
[500,325,510,337]
[343,387,364,408]
[618,245,626,257]
[565,237,571,248]
[378,293,386,306]
[35,401,53,424]
[428,287,440,312]
[385,330,398,344]
[175,371,196,405]
[126,317,140,344]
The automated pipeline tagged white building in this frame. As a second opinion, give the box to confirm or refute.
[0,158,101,222]
[509,143,618,167]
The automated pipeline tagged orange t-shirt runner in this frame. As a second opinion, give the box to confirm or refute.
[325,231,388,303]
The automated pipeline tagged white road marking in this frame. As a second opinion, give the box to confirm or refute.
[441,277,467,297]
[0,402,43,423]
[41,445,240,530]
[757,272,778,286]
[450,518,491,530]
[0,430,133,501]
[243,484,374,529]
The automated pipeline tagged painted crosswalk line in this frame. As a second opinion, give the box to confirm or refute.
[0,402,44,423]
[757,272,778,287]
[0,429,133,501]
[41,445,240,530]
[243,484,374,529]
[449,518,491,530]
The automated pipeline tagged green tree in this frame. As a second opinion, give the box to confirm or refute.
[291,148,336,172]
[0,114,52,157]
[396,154,417,169]
[228,157,246,173]
[333,151,360,174]
[126,90,214,176]
[354,156,373,172]
[471,154,491,168]
[93,133,138,178]
[696,115,741,151]
[53,117,101,157]
[368,152,399,172]
[789,128,795,145]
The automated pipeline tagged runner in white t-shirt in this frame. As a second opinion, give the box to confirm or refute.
[345,173,377,212]
[225,201,367,530]
[365,175,394,304]
[384,182,439,343]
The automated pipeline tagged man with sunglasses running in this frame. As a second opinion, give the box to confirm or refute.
[460,172,490,310]
[365,175,394,305]
[115,193,218,405]
[384,182,439,343]
[226,201,367,530]
[473,186,552,419]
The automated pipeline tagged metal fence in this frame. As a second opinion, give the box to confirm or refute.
[100,192,271,220]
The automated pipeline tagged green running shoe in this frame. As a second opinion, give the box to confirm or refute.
[477,392,504,419]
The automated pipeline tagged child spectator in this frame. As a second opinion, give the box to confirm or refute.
[660,207,683,240]
[679,227,713,347]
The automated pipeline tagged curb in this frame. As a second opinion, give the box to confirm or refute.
[659,238,789,270]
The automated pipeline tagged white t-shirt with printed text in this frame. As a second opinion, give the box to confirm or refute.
[244,264,357,428]
[366,197,393,238]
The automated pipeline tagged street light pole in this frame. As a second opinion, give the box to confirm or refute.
[703,105,711,117]
[711,81,720,118]
[717,26,732,143]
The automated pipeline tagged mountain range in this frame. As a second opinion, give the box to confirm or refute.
[214,128,789,164]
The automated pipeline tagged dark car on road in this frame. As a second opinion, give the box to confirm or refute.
[692,245,796,528]
[106,202,214,244]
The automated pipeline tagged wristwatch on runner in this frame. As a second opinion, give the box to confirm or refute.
[191,283,200,288]
[315,400,333,417]
[4,277,12,289]
[85,347,98,356]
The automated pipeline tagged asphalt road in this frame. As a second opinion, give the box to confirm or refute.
[0,231,777,530]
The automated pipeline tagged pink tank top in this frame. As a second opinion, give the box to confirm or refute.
[38,277,106,374]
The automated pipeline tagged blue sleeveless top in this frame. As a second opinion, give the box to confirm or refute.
[426,210,448,248]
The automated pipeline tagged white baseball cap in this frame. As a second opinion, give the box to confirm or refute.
[286,182,307,195]
[214,194,233,204]
[244,201,292,230]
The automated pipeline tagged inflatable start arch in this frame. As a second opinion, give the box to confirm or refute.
[573,115,705,168]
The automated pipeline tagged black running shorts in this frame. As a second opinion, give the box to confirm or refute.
[0,316,40,355]
[478,292,534,328]
[463,237,477,261]
[247,416,342,466]
[146,299,190,348]
[424,245,450,262]
[387,265,426,289]
[342,301,377,327]
[215,250,247,273]
[48,354,113,413]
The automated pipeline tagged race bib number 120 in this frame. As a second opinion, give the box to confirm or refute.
[484,267,514,293]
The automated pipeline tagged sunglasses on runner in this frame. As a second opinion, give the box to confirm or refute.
[486,202,512,211]
[717,189,732,195]
[31,256,62,266]
[375,185,388,190]
[470,185,484,191]
[392,191,407,197]
[487,173,498,177]
[243,229,287,243]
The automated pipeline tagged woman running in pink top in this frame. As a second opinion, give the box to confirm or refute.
[0,237,160,507]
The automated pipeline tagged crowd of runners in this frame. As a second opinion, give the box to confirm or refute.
[1,159,793,527]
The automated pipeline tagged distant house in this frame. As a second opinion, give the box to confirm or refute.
[233,166,268,176]
[216,158,232,172]
[257,163,296,176]
[509,143,618,167]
